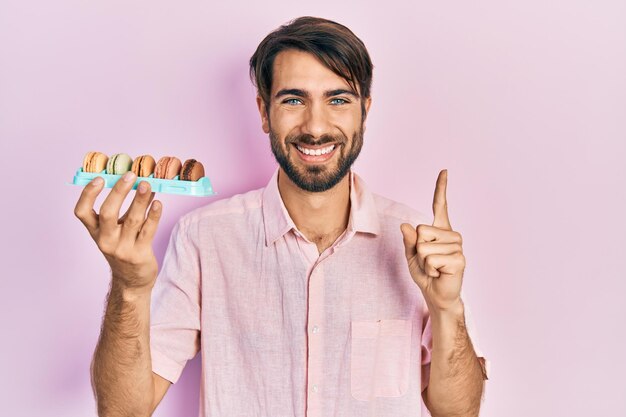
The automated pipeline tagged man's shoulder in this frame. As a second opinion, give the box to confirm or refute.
[371,192,431,226]
[178,186,265,227]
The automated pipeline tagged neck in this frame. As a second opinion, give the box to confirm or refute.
[277,168,351,253]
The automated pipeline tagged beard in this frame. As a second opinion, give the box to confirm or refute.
[269,125,364,193]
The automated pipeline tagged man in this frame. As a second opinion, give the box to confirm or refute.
[75,16,488,417]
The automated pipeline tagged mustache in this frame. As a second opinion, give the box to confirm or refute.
[285,133,346,146]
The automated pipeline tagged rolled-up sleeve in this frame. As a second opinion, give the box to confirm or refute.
[150,216,201,384]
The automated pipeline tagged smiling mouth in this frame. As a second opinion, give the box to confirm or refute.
[294,143,337,156]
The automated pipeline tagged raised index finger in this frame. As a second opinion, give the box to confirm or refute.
[432,169,452,230]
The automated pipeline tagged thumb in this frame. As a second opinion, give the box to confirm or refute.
[400,223,417,260]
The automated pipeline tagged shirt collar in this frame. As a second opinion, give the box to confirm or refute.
[262,168,381,246]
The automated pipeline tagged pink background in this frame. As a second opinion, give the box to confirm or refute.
[1,1,625,416]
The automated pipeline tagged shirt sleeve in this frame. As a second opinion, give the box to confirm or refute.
[150,216,201,384]
[420,296,490,392]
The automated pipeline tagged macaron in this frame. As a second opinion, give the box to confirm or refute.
[131,155,156,177]
[180,159,205,181]
[82,151,109,173]
[106,153,133,175]
[154,156,182,179]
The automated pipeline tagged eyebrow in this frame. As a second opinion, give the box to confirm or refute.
[274,88,359,99]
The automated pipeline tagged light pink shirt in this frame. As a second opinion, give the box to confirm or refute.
[150,169,487,417]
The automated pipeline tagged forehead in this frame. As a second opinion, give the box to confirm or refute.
[271,49,353,95]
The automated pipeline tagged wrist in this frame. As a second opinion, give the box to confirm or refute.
[428,297,465,321]
[111,276,154,302]
[428,299,467,354]
[428,298,465,333]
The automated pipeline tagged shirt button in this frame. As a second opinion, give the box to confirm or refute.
[312,384,319,393]
[312,325,319,333]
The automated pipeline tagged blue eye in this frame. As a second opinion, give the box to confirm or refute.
[283,98,302,105]
[330,98,348,105]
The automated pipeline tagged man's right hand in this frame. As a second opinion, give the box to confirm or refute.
[74,171,163,292]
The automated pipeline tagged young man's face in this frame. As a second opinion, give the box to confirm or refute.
[257,49,372,192]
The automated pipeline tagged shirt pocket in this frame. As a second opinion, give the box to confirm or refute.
[350,319,412,401]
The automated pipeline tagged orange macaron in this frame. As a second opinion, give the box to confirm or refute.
[131,155,156,177]
[82,151,108,173]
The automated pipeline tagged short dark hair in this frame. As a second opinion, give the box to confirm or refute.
[249,16,373,109]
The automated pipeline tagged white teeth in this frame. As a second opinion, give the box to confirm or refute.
[296,144,336,156]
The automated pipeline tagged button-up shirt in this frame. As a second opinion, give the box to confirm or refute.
[150,169,487,417]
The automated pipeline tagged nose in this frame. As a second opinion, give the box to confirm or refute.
[301,102,331,139]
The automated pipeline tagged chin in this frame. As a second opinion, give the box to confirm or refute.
[289,165,348,192]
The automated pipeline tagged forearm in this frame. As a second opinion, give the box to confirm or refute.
[91,278,155,417]
[423,300,485,417]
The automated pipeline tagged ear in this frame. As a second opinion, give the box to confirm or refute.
[256,95,270,134]
[362,96,372,132]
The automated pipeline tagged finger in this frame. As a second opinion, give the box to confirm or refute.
[416,241,463,272]
[136,200,163,246]
[118,189,155,224]
[416,224,462,245]
[432,169,452,230]
[74,176,105,236]
[424,252,466,278]
[119,182,156,245]
[98,171,138,233]
[400,223,417,259]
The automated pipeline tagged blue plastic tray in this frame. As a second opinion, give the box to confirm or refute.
[69,168,215,197]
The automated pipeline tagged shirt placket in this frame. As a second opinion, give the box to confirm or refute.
[299,240,326,417]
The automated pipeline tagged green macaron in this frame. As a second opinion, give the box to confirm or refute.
[106,153,133,175]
